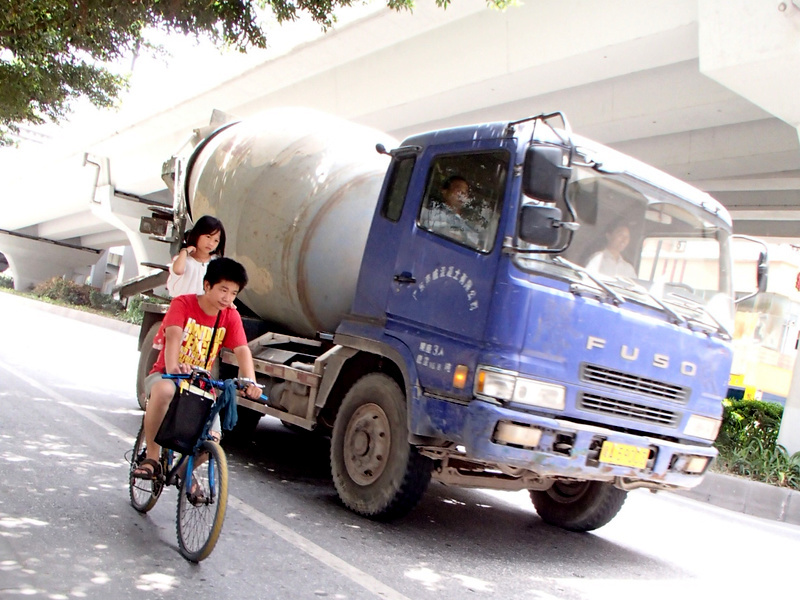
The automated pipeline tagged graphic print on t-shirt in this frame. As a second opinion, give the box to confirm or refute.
[179,317,226,368]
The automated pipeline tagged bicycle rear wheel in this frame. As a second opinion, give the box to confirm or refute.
[176,440,228,562]
[129,424,163,513]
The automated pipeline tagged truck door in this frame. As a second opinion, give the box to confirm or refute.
[385,147,511,398]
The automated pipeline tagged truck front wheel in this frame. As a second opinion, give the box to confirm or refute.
[529,480,627,532]
[135,323,162,411]
[330,373,432,521]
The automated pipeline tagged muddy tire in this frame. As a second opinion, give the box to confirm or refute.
[331,373,432,521]
[135,323,162,411]
[530,480,627,532]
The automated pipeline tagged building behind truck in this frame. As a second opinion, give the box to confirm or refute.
[130,107,765,531]
[727,244,800,405]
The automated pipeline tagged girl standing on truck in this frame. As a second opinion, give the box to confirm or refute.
[151,216,228,354]
[167,215,226,297]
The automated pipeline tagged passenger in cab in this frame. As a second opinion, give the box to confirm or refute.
[585,223,637,279]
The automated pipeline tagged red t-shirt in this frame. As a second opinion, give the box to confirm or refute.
[150,294,248,375]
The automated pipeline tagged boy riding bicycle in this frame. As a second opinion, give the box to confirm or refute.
[132,257,262,479]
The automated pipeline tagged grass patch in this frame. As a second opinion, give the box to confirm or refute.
[713,399,800,490]
[1,275,145,325]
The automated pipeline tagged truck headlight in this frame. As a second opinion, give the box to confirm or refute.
[684,415,721,441]
[513,378,566,410]
[476,367,565,410]
[476,369,515,401]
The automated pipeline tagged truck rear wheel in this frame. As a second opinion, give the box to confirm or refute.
[330,373,432,521]
[529,480,627,532]
[135,323,162,411]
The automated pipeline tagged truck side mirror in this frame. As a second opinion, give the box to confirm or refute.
[519,205,564,247]
[732,235,769,305]
[757,251,768,293]
[523,145,572,203]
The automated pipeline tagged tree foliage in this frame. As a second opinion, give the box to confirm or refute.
[0,0,511,145]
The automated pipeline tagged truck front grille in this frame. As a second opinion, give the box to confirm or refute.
[581,364,689,404]
[578,393,679,428]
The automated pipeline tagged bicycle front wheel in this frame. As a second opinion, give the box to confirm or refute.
[129,424,162,513]
[176,440,228,562]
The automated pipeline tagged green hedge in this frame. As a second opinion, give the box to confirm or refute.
[30,276,144,324]
[714,399,800,490]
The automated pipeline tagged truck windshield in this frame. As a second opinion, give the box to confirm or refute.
[513,162,734,336]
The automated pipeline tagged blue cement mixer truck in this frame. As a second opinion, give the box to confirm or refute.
[133,108,766,531]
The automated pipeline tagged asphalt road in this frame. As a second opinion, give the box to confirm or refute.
[1,292,798,599]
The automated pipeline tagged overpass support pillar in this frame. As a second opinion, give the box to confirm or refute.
[699,0,800,130]
[779,336,800,454]
[90,185,171,286]
[0,233,101,292]
[89,249,110,290]
[700,1,800,453]
[118,246,141,285]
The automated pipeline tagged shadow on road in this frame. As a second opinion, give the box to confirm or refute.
[222,416,688,580]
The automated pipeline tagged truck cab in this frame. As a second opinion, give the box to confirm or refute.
[336,114,735,529]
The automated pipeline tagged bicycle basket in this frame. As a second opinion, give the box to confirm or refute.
[155,380,215,454]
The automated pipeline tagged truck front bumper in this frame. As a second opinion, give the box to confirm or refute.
[411,396,717,490]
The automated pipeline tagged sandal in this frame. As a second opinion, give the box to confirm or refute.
[188,481,207,505]
[132,458,161,480]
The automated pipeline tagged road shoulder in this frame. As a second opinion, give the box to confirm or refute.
[0,290,139,337]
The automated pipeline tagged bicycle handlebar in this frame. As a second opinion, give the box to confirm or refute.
[162,369,268,402]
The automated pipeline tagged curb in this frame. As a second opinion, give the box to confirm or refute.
[1,290,140,337]
[672,471,800,526]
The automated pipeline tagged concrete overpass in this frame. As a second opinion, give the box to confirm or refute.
[2,0,799,290]
[2,0,800,293]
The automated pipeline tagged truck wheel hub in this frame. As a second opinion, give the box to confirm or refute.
[344,403,390,486]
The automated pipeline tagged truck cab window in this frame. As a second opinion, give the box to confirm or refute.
[381,157,416,222]
[417,151,507,252]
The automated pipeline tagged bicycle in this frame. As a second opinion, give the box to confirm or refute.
[127,368,265,562]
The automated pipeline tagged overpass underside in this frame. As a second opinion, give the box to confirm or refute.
[0,0,798,290]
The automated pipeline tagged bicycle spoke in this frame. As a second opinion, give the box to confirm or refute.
[176,440,228,562]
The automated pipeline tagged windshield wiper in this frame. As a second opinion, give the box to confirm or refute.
[555,262,689,326]
[613,280,687,326]
[552,257,625,304]
[663,294,731,339]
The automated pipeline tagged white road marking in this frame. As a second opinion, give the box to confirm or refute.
[0,362,134,445]
[230,496,412,600]
[0,361,411,600]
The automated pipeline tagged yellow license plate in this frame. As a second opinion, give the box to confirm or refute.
[598,441,650,469]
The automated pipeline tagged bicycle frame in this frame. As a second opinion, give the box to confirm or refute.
[159,369,263,498]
